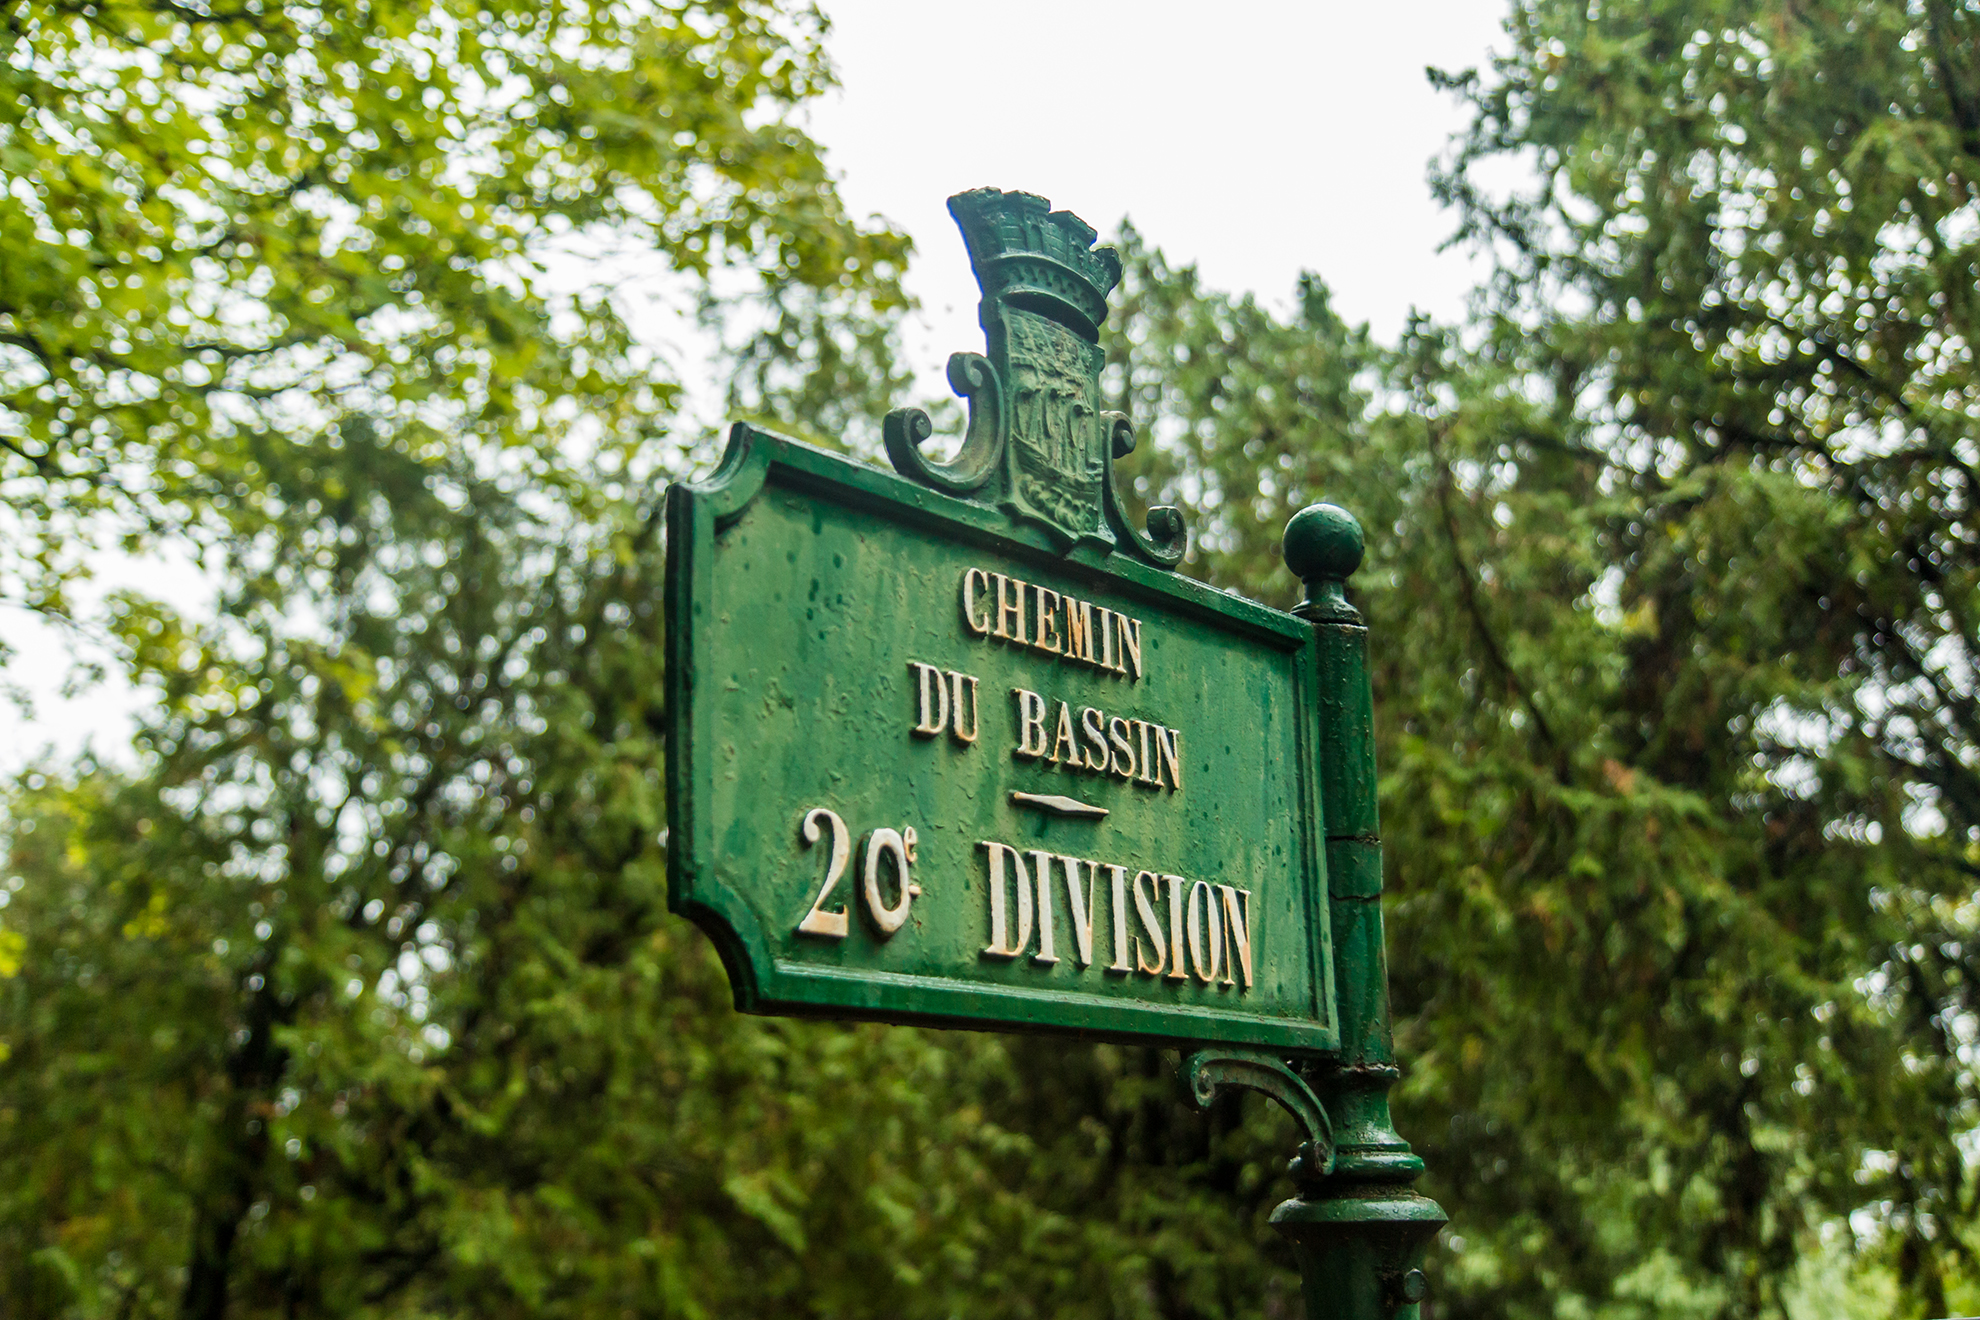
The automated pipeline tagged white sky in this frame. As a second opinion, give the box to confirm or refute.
[0,3,1507,775]
[806,0,1507,399]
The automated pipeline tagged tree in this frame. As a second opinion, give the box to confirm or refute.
[0,2,988,1316]
[1417,2,1980,1314]
[0,0,906,626]
[0,419,1060,1319]
[1070,174,1959,1318]
[1060,4,1980,1317]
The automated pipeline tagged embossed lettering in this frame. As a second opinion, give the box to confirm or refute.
[1065,598,1098,664]
[1164,874,1189,983]
[1033,585,1063,654]
[1108,717,1136,779]
[1134,720,1160,787]
[961,568,992,636]
[1028,848,1059,965]
[909,663,979,745]
[967,841,1255,994]
[956,568,1144,679]
[1080,706,1109,770]
[862,827,920,937]
[796,808,852,939]
[1048,701,1079,765]
[994,573,1026,641]
[949,671,980,743]
[1013,688,1049,759]
[1008,693,1179,793]
[980,841,1033,959]
[1115,613,1143,680]
[909,661,949,737]
[1186,879,1223,984]
[1106,864,1132,975]
[1132,870,1166,976]
[1061,856,1096,967]
[1153,724,1183,790]
[1217,884,1253,989]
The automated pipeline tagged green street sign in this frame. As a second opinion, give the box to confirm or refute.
[666,188,1448,1318]
[664,189,1337,1052]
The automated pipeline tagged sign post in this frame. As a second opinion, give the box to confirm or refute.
[665,188,1443,1318]
[1268,505,1447,1316]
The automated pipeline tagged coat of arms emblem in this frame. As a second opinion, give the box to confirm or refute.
[883,189,1187,567]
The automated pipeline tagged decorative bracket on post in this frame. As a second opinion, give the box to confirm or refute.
[1183,1048,1335,1188]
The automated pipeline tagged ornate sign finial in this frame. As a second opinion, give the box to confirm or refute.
[883,188,1188,568]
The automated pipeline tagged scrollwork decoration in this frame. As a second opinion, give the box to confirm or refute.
[1102,413,1187,569]
[1184,1047,1335,1188]
[882,352,1005,497]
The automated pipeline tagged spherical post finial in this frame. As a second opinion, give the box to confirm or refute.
[1283,503,1364,581]
[1284,503,1364,617]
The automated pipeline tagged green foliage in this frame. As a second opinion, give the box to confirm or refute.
[1101,225,1378,605]
[7,0,1979,1317]
[1413,2,1980,1314]
[0,0,907,617]
[1092,2,1980,1315]
[0,2,969,1317]
[0,424,1053,1319]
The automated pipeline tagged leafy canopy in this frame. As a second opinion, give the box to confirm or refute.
[1400,1,1980,1314]
[0,0,906,617]
[9,1,1980,1319]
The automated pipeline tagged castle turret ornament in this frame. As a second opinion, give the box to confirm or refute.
[884,189,1188,567]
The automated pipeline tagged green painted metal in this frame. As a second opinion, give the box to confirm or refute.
[665,189,1336,1052]
[882,188,1187,567]
[1184,1047,1335,1178]
[665,187,1446,1317]
[1277,503,1446,1320]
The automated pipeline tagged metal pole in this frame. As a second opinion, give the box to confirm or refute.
[1280,502,1445,1320]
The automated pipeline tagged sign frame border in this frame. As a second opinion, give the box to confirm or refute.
[665,423,1339,1053]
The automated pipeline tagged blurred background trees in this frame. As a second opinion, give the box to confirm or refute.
[4,0,1979,1317]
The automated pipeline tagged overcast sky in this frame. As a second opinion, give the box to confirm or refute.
[0,3,1509,772]
[805,0,1508,400]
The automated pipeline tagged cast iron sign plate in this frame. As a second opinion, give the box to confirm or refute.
[664,189,1337,1051]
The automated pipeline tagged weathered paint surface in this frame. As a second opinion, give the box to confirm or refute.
[666,426,1337,1050]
